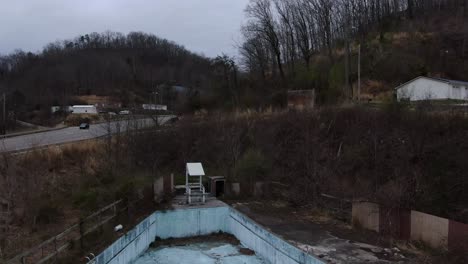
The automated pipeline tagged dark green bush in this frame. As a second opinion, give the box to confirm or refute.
[73,189,99,211]
[36,203,63,225]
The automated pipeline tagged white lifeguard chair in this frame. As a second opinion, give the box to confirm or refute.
[185,163,207,204]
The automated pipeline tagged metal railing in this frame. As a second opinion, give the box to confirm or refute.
[7,200,123,264]
[185,184,207,204]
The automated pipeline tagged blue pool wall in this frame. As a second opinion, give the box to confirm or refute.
[91,206,324,264]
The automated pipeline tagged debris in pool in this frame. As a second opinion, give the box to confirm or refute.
[149,232,241,248]
[134,242,266,264]
[239,248,255,255]
[114,224,123,232]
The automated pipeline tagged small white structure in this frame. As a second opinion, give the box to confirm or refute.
[142,104,167,111]
[51,106,74,113]
[71,105,98,114]
[396,76,468,102]
[51,106,61,113]
[119,110,131,115]
[185,163,207,204]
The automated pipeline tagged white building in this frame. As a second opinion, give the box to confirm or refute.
[71,105,98,114]
[396,76,468,102]
[142,104,167,111]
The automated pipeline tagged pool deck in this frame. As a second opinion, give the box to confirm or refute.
[168,197,412,263]
[232,202,413,264]
[170,195,227,209]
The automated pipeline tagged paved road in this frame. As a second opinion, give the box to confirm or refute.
[0,116,174,153]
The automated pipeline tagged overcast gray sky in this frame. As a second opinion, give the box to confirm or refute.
[0,0,249,58]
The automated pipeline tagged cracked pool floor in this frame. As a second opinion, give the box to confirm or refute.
[133,242,267,264]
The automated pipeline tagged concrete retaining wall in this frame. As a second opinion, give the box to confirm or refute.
[410,211,449,249]
[352,202,380,232]
[91,206,323,264]
[352,202,468,251]
[153,177,164,202]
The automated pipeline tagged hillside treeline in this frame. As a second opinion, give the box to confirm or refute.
[240,0,468,102]
[2,1,468,117]
[0,31,219,111]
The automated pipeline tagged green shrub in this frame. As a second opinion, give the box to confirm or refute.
[234,149,271,194]
[73,189,99,211]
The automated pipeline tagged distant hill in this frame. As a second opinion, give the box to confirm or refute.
[0,31,215,113]
[3,3,468,116]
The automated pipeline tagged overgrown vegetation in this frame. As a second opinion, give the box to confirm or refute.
[0,124,156,258]
[128,106,468,222]
[1,104,467,259]
[234,149,272,195]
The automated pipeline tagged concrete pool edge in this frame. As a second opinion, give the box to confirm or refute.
[89,205,324,264]
[229,209,323,264]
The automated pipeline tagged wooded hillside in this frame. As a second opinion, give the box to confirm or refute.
[239,0,468,103]
[0,32,217,112]
[2,1,468,117]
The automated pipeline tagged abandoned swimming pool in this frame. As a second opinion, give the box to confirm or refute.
[87,202,324,264]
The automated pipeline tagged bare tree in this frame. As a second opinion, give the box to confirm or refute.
[274,0,297,75]
[245,0,286,80]
[293,0,316,70]
[213,55,240,107]
[310,0,335,63]
[240,32,270,82]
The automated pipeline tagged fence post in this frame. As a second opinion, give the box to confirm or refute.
[126,199,131,221]
[54,237,57,260]
[79,218,84,251]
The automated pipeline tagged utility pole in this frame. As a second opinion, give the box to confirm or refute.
[345,37,350,97]
[159,85,162,105]
[2,93,5,135]
[358,44,361,103]
[345,30,350,99]
[152,84,158,106]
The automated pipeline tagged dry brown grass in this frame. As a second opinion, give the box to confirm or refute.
[73,95,119,105]
[390,31,435,46]
[0,139,121,259]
